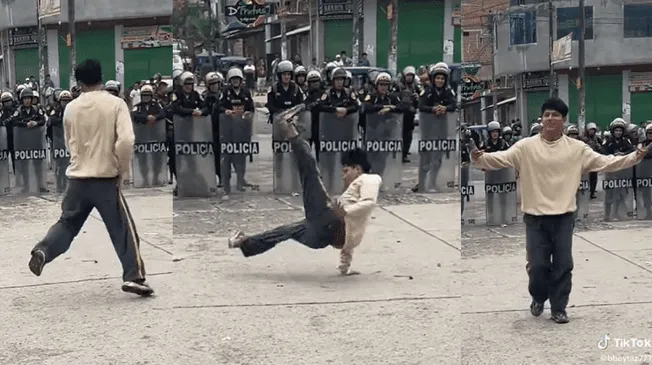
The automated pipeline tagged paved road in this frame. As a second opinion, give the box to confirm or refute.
[461,169,652,364]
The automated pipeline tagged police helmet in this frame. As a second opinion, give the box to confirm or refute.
[180,71,196,85]
[586,122,597,131]
[172,68,184,80]
[487,121,501,132]
[530,123,542,136]
[20,88,34,99]
[603,130,612,138]
[375,72,392,85]
[1,91,13,102]
[226,67,244,82]
[276,60,294,76]
[44,87,54,99]
[502,126,513,134]
[429,62,450,78]
[565,124,579,135]
[331,67,347,81]
[71,85,81,94]
[646,124,652,133]
[627,123,638,134]
[216,72,225,84]
[16,84,26,95]
[367,70,381,85]
[324,62,338,80]
[294,66,307,76]
[58,90,72,101]
[609,117,627,131]
[306,70,322,83]
[32,91,40,100]
[205,72,220,85]
[105,80,120,92]
[140,85,154,95]
[403,66,416,77]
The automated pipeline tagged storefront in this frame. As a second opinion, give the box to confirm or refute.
[567,73,622,129]
[9,27,39,85]
[121,25,173,87]
[629,72,652,125]
[58,28,116,89]
[522,72,551,123]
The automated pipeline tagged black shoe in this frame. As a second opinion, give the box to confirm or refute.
[530,300,544,317]
[590,193,597,199]
[28,250,46,276]
[550,311,569,324]
[402,157,410,163]
[121,280,154,297]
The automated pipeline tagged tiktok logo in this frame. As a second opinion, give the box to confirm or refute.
[598,334,611,350]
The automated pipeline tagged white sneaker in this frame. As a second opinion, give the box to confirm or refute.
[228,231,246,248]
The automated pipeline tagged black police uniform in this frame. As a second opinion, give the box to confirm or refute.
[303,86,325,159]
[10,105,46,173]
[0,104,16,170]
[170,90,209,180]
[203,89,222,182]
[395,80,422,160]
[480,137,509,152]
[362,91,401,113]
[265,81,305,125]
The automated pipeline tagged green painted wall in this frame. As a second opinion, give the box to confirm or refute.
[526,91,548,123]
[454,26,462,63]
[124,47,172,88]
[59,29,115,89]
[13,48,38,85]
[376,0,445,70]
[630,92,652,125]
[323,19,353,62]
[567,74,622,129]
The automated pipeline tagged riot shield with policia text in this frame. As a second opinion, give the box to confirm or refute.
[0,124,10,194]
[417,112,457,193]
[318,112,360,195]
[132,120,168,188]
[272,104,312,194]
[219,112,260,194]
[635,158,652,220]
[603,168,634,221]
[364,112,403,191]
[51,124,70,193]
[484,168,518,226]
[576,174,590,220]
[13,125,48,194]
[174,114,217,197]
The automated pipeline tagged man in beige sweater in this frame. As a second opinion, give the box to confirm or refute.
[472,97,647,324]
[28,60,153,297]
[228,117,382,275]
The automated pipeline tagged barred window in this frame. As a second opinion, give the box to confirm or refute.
[510,12,537,45]
[624,4,652,38]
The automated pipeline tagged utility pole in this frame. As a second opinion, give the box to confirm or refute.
[280,16,287,60]
[578,0,586,130]
[68,0,76,89]
[351,0,360,65]
[387,0,398,76]
[37,0,47,91]
[490,13,498,122]
[548,0,555,97]
[205,0,215,70]
[308,0,313,63]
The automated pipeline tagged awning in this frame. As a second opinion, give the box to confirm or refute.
[265,25,311,43]
[481,96,517,111]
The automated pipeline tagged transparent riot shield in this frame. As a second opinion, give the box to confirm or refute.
[460,164,485,226]
[272,110,312,194]
[0,125,10,194]
[635,159,652,220]
[602,168,635,221]
[576,174,590,220]
[484,168,518,226]
[219,113,261,195]
[51,125,69,193]
[13,126,48,194]
[318,112,359,195]
[173,115,217,197]
[132,120,168,188]
[417,112,458,193]
[364,112,403,192]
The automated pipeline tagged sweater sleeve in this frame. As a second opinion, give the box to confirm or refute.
[582,144,639,173]
[343,177,380,218]
[473,140,522,170]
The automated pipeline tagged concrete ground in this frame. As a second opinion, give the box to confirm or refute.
[462,169,652,365]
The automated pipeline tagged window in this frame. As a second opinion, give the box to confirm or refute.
[557,7,593,40]
[624,4,652,38]
[509,12,537,45]
[509,0,526,6]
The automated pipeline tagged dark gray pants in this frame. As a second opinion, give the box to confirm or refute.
[33,177,146,282]
[240,137,340,257]
[524,212,574,313]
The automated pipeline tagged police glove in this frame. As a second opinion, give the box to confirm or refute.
[192,109,202,117]
[335,107,347,117]
[27,120,37,128]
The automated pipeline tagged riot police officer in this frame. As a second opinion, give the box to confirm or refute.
[418,62,456,116]
[294,65,308,92]
[565,124,581,140]
[172,72,207,116]
[362,72,402,114]
[530,123,541,137]
[304,70,325,157]
[318,67,359,116]
[204,72,223,186]
[131,85,166,124]
[105,80,121,97]
[396,66,422,163]
[71,85,81,99]
[344,70,353,89]
[584,122,602,198]
[502,126,514,146]
[603,118,635,155]
[11,88,46,129]
[638,124,652,219]
[323,62,338,87]
[627,123,639,146]
[480,121,509,152]
[0,91,16,170]
[266,60,304,121]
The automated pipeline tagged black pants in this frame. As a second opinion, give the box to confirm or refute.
[32,178,146,282]
[402,112,415,158]
[240,136,340,257]
[589,172,598,195]
[212,118,221,181]
[524,212,574,313]
[167,134,176,179]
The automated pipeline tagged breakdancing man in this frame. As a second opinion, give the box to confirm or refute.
[228,109,382,275]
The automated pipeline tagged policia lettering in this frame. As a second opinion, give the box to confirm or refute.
[460,185,475,196]
[220,142,260,155]
[602,179,633,189]
[0,150,10,160]
[176,142,215,156]
[14,149,47,160]
[319,140,362,152]
[52,148,70,159]
[365,140,402,152]
[636,177,652,188]
[418,139,457,152]
[134,142,169,154]
[578,180,590,191]
[485,182,517,194]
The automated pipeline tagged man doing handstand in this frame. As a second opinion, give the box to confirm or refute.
[228,117,382,275]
